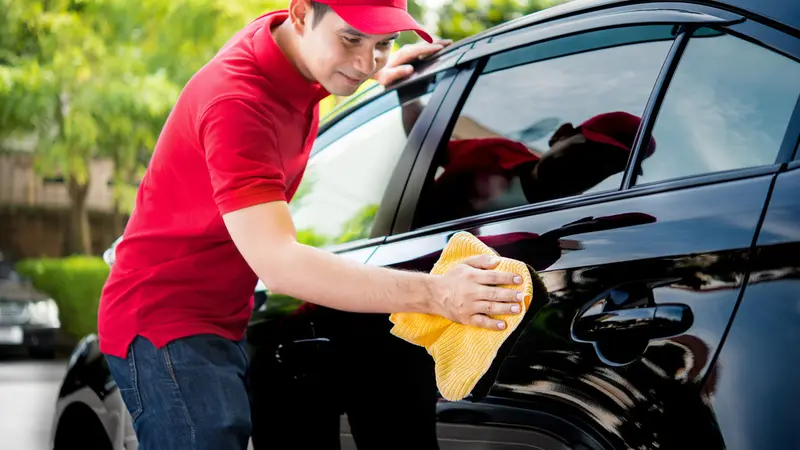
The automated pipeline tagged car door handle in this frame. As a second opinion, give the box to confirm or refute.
[572,303,693,342]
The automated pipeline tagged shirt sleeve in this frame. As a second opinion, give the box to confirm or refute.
[197,97,287,215]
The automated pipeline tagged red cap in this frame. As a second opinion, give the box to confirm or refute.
[579,111,656,158]
[313,0,434,43]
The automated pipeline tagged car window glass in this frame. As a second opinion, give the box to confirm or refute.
[414,26,676,228]
[636,28,800,184]
[320,82,385,126]
[291,92,433,246]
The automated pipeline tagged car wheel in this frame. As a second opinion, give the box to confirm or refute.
[54,403,114,450]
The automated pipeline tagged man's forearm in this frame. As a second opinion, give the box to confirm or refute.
[224,202,521,330]
[262,241,437,315]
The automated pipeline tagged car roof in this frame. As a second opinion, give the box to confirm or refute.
[428,0,798,62]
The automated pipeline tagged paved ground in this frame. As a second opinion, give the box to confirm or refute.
[0,356,66,450]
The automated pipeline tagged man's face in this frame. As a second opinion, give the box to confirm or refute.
[297,6,398,96]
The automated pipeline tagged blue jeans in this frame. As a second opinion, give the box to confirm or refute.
[104,334,252,450]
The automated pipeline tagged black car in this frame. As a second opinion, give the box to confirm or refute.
[50,0,800,449]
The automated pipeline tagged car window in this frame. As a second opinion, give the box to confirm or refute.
[290,90,434,246]
[320,81,385,126]
[635,28,800,185]
[413,25,676,228]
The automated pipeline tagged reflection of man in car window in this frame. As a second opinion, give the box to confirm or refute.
[416,112,657,226]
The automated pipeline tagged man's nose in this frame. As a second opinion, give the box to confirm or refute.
[352,46,378,77]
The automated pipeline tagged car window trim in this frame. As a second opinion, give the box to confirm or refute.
[622,24,692,188]
[370,69,460,239]
[389,60,484,235]
[458,4,744,65]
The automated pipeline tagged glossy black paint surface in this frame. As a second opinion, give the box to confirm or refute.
[707,166,800,450]
[367,173,772,449]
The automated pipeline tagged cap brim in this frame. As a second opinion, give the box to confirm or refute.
[329,4,433,43]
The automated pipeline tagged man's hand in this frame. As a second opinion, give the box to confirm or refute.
[430,254,526,330]
[373,38,453,86]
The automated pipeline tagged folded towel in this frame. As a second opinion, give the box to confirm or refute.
[389,231,540,402]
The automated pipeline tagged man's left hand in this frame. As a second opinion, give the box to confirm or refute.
[373,39,453,86]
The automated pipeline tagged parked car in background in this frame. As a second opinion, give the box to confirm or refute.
[49,0,800,448]
[0,253,61,358]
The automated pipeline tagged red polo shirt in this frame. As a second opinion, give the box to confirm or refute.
[97,10,329,358]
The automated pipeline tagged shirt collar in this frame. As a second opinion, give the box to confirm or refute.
[252,11,330,112]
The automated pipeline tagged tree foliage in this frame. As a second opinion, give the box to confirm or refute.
[0,0,283,254]
[431,0,569,41]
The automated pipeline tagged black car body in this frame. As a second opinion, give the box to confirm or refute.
[51,0,800,449]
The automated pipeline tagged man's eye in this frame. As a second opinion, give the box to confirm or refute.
[378,41,393,48]
[343,36,361,44]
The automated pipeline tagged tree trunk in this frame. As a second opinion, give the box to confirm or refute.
[110,152,132,237]
[67,174,91,255]
[112,196,123,237]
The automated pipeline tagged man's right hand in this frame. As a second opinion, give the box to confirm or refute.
[429,254,525,330]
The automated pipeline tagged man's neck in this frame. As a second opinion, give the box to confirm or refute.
[272,18,315,83]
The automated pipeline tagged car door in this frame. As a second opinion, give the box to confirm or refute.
[705,157,800,447]
[367,4,800,450]
[242,71,459,450]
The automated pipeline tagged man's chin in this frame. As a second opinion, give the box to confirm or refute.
[325,84,361,97]
[323,81,361,97]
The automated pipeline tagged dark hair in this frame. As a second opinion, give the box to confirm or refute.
[310,2,331,28]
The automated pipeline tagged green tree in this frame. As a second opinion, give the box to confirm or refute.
[431,0,568,41]
[0,0,283,253]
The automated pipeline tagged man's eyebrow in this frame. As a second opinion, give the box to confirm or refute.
[341,26,368,38]
[341,26,400,41]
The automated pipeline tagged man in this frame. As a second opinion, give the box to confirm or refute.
[97,2,527,449]
[416,111,658,226]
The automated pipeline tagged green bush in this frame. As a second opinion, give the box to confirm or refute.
[16,256,109,341]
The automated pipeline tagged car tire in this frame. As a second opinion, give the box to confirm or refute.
[53,403,114,450]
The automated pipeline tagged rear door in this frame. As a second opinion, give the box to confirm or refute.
[368,4,800,450]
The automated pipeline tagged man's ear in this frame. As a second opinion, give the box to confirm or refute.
[548,123,576,147]
[288,0,312,35]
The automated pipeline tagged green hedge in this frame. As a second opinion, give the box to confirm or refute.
[16,256,109,341]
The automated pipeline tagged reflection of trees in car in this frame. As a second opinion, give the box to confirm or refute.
[336,203,380,243]
[289,173,380,247]
[294,204,380,248]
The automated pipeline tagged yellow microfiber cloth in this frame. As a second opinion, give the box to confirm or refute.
[389,231,540,402]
